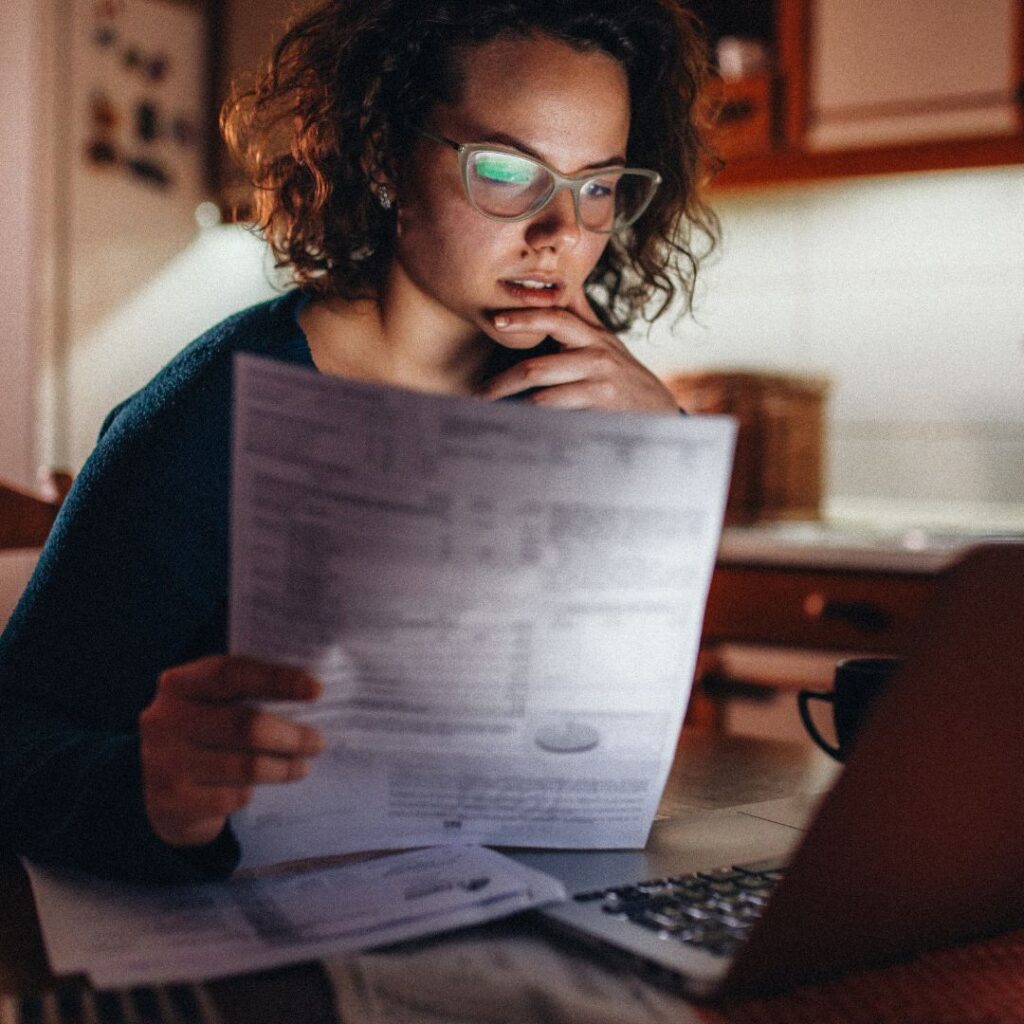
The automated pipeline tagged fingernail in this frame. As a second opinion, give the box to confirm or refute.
[494,315,510,328]
[304,730,325,755]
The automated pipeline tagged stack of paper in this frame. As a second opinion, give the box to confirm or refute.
[26,846,564,988]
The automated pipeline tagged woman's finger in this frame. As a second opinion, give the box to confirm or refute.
[147,780,254,820]
[520,380,620,410]
[159,655,322,704]
[480,350,603,401]
[492,307,608,350]
[184,748,310,786]
[145,779,254,847]
[144,700,323,757]
[195,704,324,756]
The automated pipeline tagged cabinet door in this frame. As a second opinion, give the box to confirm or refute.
[806,0,1021,150]
[702,565,936,653]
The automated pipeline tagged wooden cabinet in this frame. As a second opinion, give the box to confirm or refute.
[706,0,1024,187]
[691,556,941,734]
[805,0,1020,151]
[703,563,935,653]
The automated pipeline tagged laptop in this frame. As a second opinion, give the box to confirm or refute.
[510,542,1024,1000]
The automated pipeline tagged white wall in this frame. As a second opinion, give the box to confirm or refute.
[58,0,211,467]
[0,0,57,627]
[630,164,1024,514]
[54,0,309,469]
[0,0,44,489]
[63,224,282,467]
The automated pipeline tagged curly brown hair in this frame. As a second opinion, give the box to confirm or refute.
[222,0,720,332]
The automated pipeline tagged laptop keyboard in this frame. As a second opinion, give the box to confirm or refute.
[572,859,785,958]
[0,983,223,1024]
[3,866,784,1020]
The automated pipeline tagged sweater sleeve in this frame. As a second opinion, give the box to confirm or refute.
[0,329,248,883]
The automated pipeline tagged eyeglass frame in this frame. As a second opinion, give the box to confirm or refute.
[418,129,662,235]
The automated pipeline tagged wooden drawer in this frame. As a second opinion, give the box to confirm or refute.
[702,564,937,654]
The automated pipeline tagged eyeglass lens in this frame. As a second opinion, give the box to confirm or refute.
[466,149,653,231]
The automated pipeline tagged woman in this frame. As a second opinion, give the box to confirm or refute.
[0,0,717,882]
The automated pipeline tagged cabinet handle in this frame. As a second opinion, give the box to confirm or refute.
[802,592,891,633]
[719,98,757,126]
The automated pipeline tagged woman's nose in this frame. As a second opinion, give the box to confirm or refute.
[523,187,582,252]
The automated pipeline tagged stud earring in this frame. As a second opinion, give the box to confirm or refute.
[377,185,392,210]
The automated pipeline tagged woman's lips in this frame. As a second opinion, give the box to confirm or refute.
[498,279,565,306]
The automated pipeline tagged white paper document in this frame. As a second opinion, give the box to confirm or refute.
[326,925,706,1024]
[230,355,735,869]
[25,845,565,988]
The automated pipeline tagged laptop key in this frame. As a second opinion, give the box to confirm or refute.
[633,909,691,933]
[164,985,203,1023]
[717,913,753,930]
[15,995,42,1024]
[696,868,743,882]
[731,903,764,922]
[738,891,770,907]
[707,880,740,896]
[637,880,667,894]
[685,923,731,946]
[706,938,742,958]
[733,858,786,875]
[55,990,86,1024]
[603,893,645,910]
[130,988,163,1024]
[93,990,125,1023]
[736,875,774,892]
[608,885,645,901]
[668,873,710,888]
[669,882,709,901]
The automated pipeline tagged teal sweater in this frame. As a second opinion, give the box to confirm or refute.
[0,290,556,883]
[0,292,322,881]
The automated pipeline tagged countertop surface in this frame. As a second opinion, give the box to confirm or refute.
[718,499,1024,573]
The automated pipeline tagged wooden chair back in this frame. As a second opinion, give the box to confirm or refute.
[0,470,73,551]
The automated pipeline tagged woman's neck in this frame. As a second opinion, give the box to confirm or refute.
[298,268,494,396]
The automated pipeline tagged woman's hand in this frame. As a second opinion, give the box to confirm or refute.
[140,655,324,849]
[479,289,680,413]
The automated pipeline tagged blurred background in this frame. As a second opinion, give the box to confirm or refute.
[2,0,1023,645]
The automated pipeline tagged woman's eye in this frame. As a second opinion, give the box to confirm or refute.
[474,155,537,186]
[582,179,615,200]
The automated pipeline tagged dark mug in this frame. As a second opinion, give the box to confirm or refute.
[798,657,904,762]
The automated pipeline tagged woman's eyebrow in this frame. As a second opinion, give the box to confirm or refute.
[477,130,626,169]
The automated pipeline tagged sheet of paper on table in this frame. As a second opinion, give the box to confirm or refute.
[25,845,565,988]
[326,923,708,1024]
[229,354,736,870]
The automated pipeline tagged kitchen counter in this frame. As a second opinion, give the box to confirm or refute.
[719,499,1024,573]
[698,502,1024,735]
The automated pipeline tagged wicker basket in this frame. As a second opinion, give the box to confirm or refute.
[666,370,830,524]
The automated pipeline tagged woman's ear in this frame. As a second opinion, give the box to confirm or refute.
[360,129,398,210]
[362,163,397,210]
